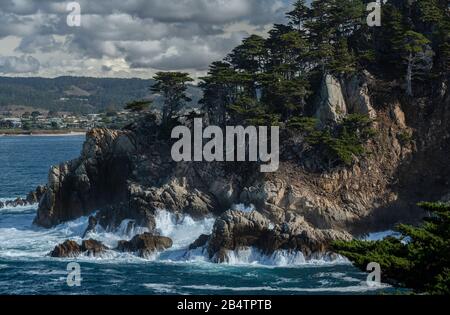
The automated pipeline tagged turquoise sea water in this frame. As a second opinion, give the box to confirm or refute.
[0,135,396,295]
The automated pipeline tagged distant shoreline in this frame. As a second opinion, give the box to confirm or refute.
[0,129,87,136]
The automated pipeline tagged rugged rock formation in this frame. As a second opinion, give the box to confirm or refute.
[189,234,210,250]
[49,235,170,259]
[26,185,47,204]
[314,72,377,125]
[1,198,27,208]
[34,71,449,261]
[81,239,108,257]
[116,233,173,257]
[50,240,81,258]
[34,128,138,228]
[0,186,47,210]
[343,71,377,119]
[315,74,348,124]
[206,210,351,262]
[49,239,108,258]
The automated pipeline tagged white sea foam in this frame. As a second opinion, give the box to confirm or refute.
[221,247,349,267]
[143,283,177,294]
[0,211,89,258]
[0,200,37,214]
[155,209,215,250]
[85,219,151,249]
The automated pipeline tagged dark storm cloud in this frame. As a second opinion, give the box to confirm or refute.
[0,0,292,76]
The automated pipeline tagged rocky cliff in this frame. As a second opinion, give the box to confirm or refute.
[33,72,450,261]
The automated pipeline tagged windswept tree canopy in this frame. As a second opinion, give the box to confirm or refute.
[151,72,194,124]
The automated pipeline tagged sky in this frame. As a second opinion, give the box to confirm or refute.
[0,0,295,79]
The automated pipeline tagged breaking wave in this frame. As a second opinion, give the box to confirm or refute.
[155,210,215,250]
[222,248,349,267]
[0,198,37,214]
[153,210,348,267]
[0,200,348,267]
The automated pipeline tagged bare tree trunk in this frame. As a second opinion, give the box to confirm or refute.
[406,53,413,97]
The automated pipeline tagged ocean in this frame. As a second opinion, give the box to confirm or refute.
[0,135,396,295]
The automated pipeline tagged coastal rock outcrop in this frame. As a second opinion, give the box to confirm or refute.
[207,210,270,262]
[33,71,450,261]
[49,235,171,259]
[34,128,136,228]
[49,239,109,258]
[26,185,47,204]
[0,186,47,210]
[188,234,210,250]
[116,233,173,257]
[50,240,81,258]
[206,210,351,262]
[81,239,108,257]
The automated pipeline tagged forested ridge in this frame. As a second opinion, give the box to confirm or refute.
[198,0,449,126]
[0,76,201,114]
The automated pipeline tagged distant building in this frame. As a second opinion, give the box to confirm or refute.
[87,114,101,121]
[0,118,22,128]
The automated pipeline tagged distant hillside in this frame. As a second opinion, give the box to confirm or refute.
[0,76,202,114]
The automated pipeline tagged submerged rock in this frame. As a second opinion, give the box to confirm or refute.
[116,233,173,258]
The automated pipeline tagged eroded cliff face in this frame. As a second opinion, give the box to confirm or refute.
[33,72,450,259]
[34,129,137,227]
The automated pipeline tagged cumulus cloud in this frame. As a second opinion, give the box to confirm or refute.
[0,0,293,77]
[0,55,40,73]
